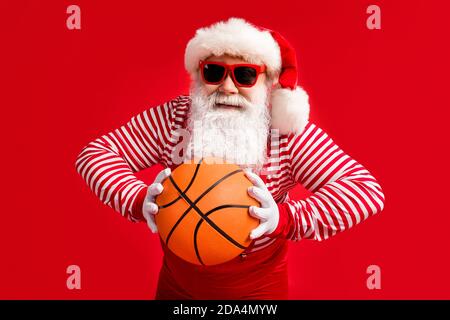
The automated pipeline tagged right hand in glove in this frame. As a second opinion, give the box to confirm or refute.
[142,167,171,233]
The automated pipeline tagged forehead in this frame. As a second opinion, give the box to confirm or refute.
[205,54,250,64]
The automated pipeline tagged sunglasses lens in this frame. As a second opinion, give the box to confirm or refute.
[234,66,257,85]
[203,63,226,83]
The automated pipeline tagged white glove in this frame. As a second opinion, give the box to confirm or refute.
[142,167,171,233]
[244,170,279,240]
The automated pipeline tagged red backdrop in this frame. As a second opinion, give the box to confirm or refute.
[2,0,449,299]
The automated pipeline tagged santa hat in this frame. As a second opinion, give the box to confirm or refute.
[184,17,310,135]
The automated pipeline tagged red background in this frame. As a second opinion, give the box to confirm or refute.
[2,0,449,299]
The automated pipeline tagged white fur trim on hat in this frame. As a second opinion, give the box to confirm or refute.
[270,87,310,135]
[185,17,281,77]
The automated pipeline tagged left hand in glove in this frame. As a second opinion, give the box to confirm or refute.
[245,170,280,240]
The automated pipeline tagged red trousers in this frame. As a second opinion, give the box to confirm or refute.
[155,237,289,300]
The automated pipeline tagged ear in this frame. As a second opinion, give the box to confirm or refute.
[270,75,280,88]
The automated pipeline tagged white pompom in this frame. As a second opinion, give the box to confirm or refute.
[270,87,310,135]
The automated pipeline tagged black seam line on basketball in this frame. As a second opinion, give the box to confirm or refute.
[165,169,243,249]
[158,161,202,209]
[193,205,250,266]
[164,169,242,248]
[167,170,244,249]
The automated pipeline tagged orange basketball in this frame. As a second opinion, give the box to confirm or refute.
[155,158,260,266]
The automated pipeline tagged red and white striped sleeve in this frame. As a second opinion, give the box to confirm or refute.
[271,122,386,241]
[75,97,179,223]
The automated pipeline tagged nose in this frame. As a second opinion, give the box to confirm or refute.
[219,71,239,94]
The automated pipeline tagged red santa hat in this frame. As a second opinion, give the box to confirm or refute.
[184,17,310,135]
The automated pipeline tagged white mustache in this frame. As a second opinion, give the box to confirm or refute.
[214,93,252,108]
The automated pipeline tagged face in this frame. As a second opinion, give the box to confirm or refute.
[185,54,272,173]
[199,54,270,108]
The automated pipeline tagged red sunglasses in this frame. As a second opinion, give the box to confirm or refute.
[199,60,266,88]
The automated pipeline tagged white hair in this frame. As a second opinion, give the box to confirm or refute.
[184,79,272,174]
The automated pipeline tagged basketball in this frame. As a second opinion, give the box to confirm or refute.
[154,158,260,266]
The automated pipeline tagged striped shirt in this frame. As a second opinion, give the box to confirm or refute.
[75,95,385,254]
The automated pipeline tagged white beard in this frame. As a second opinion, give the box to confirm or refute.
[184,80,271,174]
